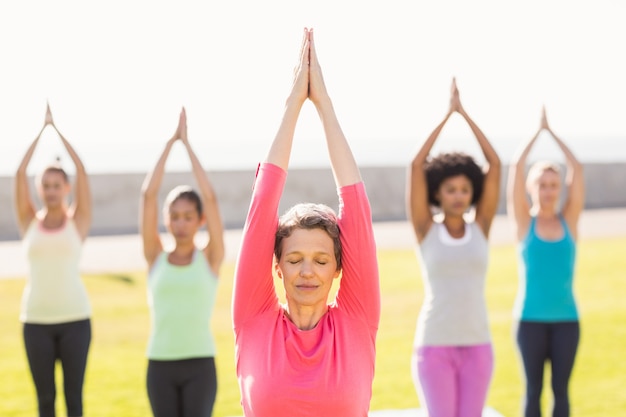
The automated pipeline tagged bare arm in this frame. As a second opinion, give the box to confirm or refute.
[458,110,501,236]
[308,29,361,187]
[544,111,584,237]
[407,112,452,242]
[14,126,46,235]
[265,28,309,170]
[141,133,177,267]
[179,108,225,275]
[454,80,501,237]
[507,128,539,241]
[52,123,92,240]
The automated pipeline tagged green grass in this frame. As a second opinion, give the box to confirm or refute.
[1,237,625,416]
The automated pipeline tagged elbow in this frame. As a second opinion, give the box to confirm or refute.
[572,159,584,172]
[202,191,218,205]
[490,154,502,168]
[141,187,157,202]
[410,157,423,174]
[141,180,157,199]
[74,161,87,174]
[488,157,502,174]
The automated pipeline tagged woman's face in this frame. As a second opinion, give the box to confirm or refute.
[436,174,473,216]
[38,170,70,209]
[530,169,561,210]
[275,228,341,310]
[164,198,203,244]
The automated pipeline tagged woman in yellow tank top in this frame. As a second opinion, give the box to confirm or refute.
[14,103,92,417]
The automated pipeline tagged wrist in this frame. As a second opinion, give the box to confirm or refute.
[285,95,306,110]
[311,92,332,108]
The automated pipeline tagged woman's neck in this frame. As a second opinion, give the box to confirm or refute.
[168,241,197,266]
[39,207,68,228]
[532,205,558,218]
[442,215,466,238]
[284,302,328,331]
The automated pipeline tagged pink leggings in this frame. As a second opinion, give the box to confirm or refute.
[411,344,493,417]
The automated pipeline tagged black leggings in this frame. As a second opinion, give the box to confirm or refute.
[23,319,91,417]
[147,357,217,417]
[516,321,580,417]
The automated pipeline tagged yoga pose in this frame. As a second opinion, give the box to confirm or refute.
[141,108,224,417]
[232,28,380,416]
[14,104,92,417]
[407,78,501,417]
[507,107,584,417]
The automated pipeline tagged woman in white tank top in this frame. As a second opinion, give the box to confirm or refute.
[407,78,501,417]
[14,103,92,417]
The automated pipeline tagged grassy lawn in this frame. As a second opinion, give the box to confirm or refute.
[1,237,625,416]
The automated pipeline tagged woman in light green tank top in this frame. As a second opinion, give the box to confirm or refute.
[140,108,225,417]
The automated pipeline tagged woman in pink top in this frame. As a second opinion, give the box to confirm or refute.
[14,104,92,417]
[232,28,380,417]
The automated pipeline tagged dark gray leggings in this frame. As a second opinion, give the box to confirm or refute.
[23,319,91,417]
[147,357,217,417]
[516,320,580,417]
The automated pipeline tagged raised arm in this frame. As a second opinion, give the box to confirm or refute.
[14,125,46,235]
[544,109,585,237]
[308,29,361,187]
[454,79,501,236]
[305,29,379,323]
[234,29,316,327]
[507,125,540,241]
[49,108,92,240]
[141,121,179,267]
[264,28,309,170]
[178,108,225,275]
[407,111,452,242]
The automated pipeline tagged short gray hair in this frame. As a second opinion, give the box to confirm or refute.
[274,203,342,270]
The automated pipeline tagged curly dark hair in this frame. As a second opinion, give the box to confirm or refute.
[423,152,485,207]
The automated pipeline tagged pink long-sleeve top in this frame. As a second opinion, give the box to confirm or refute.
[232,163,380,417]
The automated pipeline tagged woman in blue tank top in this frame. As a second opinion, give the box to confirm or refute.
[140,108,225,417]
[507,107,585,417]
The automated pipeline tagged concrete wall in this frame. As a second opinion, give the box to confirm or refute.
[1,162,625,240]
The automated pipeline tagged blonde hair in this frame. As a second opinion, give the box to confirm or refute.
[526,160,561,190]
